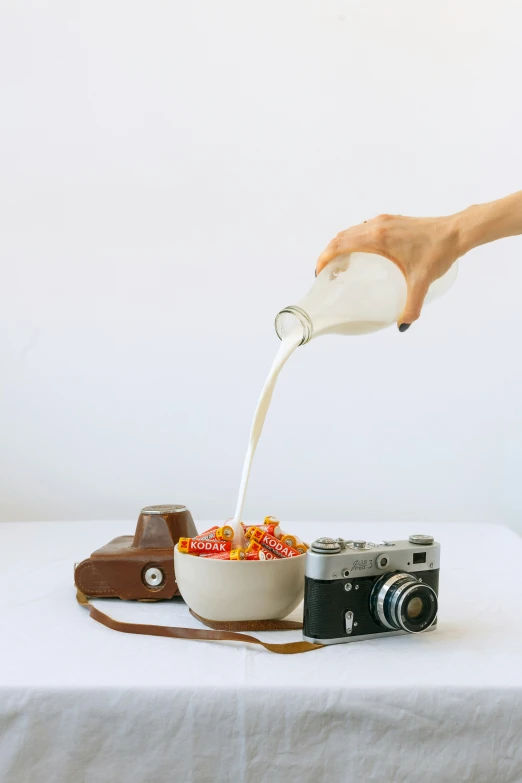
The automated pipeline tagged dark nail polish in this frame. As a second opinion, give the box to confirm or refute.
[398,323,410,332]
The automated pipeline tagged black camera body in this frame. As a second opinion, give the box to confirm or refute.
[303,534,440,645]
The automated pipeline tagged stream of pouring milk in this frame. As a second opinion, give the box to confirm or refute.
[231,332,301,545]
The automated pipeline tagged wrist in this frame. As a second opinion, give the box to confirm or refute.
[450,205,485,258]
[451,193,522,256]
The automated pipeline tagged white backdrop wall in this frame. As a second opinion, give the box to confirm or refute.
[1,1,521,532]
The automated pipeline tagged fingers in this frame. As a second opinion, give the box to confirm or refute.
[316,242,341,276]
[315,225,367,276]
[398,275,430,331]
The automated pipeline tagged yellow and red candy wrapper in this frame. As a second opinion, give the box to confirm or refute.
[195,525,234,542]
[250,528,301,558]
[244,522,281,540]
[244,540,263,560]
[178,521,307,559]
[245,545,278,560]
[279,530,309,554]
[259,549,279,560]
[200,548,245,560]
[280,533,297,548]
[178,537,232,555]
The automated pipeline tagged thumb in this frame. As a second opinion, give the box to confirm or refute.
[398,276,430,331]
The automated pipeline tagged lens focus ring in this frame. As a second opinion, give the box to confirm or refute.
[396,583,437,633]
[370,572,438,634]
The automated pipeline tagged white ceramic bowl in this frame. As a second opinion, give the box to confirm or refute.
[174,548,306,621]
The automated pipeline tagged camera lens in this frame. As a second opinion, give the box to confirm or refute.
[406,596,423,620]
[370,572,437,634]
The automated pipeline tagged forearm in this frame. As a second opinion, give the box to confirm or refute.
[455,191,522,256]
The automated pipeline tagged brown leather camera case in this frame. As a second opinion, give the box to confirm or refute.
[74,504,197,600]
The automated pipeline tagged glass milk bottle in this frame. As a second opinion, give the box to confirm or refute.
[275,252,457,344]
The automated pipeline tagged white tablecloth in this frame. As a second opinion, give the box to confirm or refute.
[1,520,522,783]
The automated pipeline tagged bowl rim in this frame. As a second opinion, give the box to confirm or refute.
[174,549,306,566]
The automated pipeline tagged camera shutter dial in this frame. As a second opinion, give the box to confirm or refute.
[345,540,374,551]
[311,537,342,554]
[409,534,434,546]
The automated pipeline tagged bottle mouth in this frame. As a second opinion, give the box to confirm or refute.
[274,306,313,345]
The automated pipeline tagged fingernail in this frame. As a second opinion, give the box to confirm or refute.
[398,323,410,332]
[315,268,318,277]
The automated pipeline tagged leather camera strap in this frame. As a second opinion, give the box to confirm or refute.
[76,590,324,654]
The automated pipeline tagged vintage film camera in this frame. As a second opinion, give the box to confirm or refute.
[303,534,440,645]
[74,504,197,600]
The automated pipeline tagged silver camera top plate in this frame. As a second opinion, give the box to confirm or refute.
[306,537,440,581]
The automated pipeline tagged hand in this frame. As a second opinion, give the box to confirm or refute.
[316,214,461,330]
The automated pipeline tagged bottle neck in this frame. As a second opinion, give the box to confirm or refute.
[274,306,313,345]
